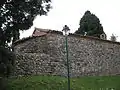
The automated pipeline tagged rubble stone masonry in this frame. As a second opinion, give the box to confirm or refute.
[13,32,120,77]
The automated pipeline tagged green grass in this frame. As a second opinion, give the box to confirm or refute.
[7,75,120,90]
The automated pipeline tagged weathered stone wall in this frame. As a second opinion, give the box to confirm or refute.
[13,33,120,77]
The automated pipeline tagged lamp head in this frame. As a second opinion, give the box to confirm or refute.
[62,25,70,36]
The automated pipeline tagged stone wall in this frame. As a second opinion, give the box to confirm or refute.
[13,32,120,77]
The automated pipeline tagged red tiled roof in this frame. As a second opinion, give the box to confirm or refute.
[32,28,50,36]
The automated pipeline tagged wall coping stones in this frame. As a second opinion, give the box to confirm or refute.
[13,28,120,46]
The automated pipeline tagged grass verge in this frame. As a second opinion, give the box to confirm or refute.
[7,75,120,90]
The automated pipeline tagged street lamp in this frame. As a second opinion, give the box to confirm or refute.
[62,25,70,90]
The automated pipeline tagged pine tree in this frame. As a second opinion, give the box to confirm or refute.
[75,10,105,38]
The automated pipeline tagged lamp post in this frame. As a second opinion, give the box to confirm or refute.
[62,25,70,90]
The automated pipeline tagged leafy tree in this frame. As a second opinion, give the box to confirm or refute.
[0,0,51,83]
[0,46,15,77]
[0,46,15,90]
[75,10,105,38]
[0,1,51,88]
[0,0,6,5]
[0,0,51,46]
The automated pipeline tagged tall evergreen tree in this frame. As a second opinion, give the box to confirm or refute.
[75,10,105,38]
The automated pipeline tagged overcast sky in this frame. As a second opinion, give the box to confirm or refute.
[20,0,120,41]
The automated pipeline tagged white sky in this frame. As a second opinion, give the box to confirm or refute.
[20,0,120,41]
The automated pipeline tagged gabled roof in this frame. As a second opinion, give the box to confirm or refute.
[32,27,51,36]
